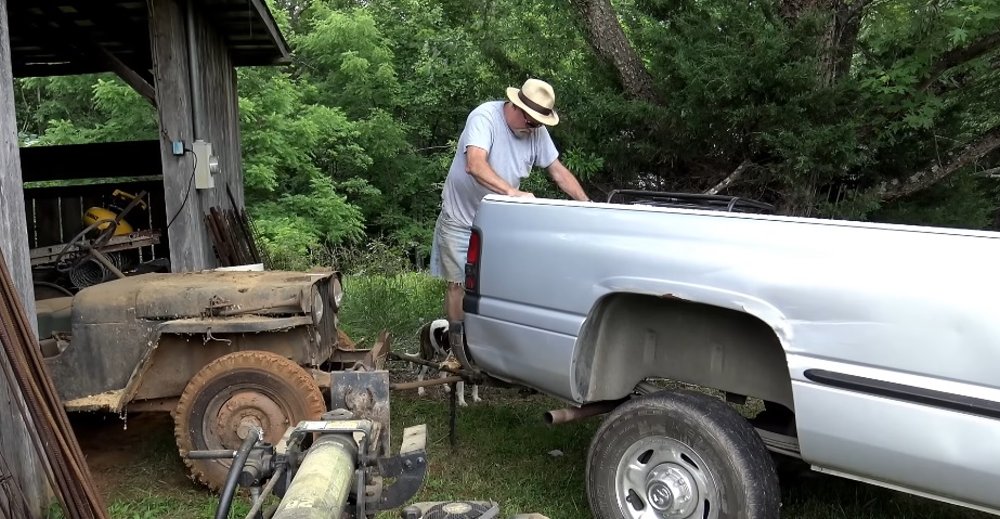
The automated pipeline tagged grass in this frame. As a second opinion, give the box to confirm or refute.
[76,386,991,519]
[337,271,446,354]
[65,271,995,518]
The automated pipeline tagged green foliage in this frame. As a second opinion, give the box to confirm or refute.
[16,74,156,145]
[873,171,996,229]
[15,0,1000,270]
[237,66,371,261]
[338,270,446,354]
[294,6,401,116]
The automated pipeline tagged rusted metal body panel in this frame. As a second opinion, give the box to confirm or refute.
[42,270,342,411]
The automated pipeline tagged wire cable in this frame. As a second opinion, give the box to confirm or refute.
[166,150,198,230]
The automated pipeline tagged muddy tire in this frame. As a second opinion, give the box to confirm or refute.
[586,389,780,519]
[173,350,326,491]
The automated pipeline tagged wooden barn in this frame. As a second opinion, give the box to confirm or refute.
[0,0,289,514]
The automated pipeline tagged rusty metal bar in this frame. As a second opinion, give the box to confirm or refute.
[390,376,463,391]
[87,248,126,280]
[0,248,108,518]
[389,352,464,376]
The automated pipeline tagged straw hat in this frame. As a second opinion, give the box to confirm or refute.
[506,78,560,126]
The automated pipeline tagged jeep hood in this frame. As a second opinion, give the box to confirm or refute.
[72,270,334,325]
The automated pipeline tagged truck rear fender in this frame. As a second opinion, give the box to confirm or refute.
[574,278,794,410]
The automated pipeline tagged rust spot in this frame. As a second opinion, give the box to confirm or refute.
[337,329,357,351]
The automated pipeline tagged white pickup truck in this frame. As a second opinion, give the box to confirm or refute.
[451,191,1000,519]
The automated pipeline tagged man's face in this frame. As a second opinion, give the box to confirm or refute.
[513,107,541,139]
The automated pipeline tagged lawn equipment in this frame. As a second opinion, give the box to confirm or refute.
[199,369,544,519]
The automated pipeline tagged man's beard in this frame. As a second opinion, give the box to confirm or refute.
[513,128,533,139]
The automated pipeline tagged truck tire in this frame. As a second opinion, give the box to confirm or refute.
[586,389,779,519]
[173,350,326,491]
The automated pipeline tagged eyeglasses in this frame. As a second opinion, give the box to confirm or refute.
[520,108,542,129]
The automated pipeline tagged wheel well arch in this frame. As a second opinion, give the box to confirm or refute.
[128,327,321,403]
[573,292,793,410]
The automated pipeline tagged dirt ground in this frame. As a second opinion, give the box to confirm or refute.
[71,410,195,498]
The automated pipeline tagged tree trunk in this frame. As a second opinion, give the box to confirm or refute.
[568,0,660,104]
[781,0,870,87]
[879,126,1000,200]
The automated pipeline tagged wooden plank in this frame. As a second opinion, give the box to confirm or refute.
[246,0,290,62]
[150,0,209,272]
[19,140,162,182]
[59,195,82,244]
[0,0,47,515]
[23,179,163,200]
[33,198,61,247]
[30,3,155,105]
[24,196,34,248]
[191,5,244,213]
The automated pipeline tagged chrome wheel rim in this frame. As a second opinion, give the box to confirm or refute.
[614,436,718,518]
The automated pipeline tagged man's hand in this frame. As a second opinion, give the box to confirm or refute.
[509,190,535,198]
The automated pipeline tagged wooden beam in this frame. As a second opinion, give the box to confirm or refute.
[149,0,211,272]
[20,140,162,182]
[30,5,156,104]
[0,7,37,334]
[0,0,48,516]
[248,0,290,63]
[71,1,156,86]
[98,46,156,104]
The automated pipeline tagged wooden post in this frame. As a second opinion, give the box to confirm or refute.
[148,0,246,272]
[0,0,49,515]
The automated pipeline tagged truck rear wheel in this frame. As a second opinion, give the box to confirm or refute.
[173,350,326,490]
[586,389,779,519]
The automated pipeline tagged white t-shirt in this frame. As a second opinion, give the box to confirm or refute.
[441,101,559,227]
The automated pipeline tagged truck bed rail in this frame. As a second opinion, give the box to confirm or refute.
[606,189,775,214]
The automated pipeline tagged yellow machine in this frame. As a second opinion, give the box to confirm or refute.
[81,189,147,236]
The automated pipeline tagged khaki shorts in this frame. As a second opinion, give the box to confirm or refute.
[430,211,470,284]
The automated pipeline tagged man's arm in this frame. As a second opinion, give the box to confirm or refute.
[547,159,590,201]
[466,146,534,197]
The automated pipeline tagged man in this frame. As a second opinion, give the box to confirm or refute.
[430,78,591,324]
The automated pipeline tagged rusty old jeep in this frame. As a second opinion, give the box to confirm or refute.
[35,269,383,490]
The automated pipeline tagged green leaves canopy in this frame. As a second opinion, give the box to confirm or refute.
[15,0,1000,266]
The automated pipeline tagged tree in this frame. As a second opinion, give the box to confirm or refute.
[562,0,1000,224]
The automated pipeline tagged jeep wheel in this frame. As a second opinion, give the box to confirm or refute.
[173,350,326,490]
[586,389,779,519]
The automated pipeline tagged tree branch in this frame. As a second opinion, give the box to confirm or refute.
[704,160,754,195]
[974,166,1000,178]
[918,31,1000,91]
[878,126,1000,200]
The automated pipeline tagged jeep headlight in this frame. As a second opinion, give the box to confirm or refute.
[311,286,324,324]
[328,276,344,310]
